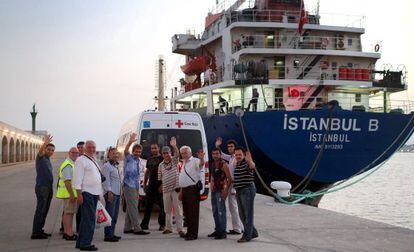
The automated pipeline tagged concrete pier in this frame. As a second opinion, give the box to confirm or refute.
[1,158,413,252]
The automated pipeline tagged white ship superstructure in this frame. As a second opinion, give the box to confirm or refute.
[169,0,413,204]
[171,0,408,115]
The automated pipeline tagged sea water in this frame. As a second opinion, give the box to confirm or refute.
[319,153,414,230]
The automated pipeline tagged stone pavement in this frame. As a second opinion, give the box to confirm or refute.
[0,158,413,252]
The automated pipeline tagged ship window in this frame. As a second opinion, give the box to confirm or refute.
[293,60,300,68]
[355,93,361,102]
[348,38,353,46]
[140,129,202,159]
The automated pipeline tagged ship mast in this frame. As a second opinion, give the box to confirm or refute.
[316,0,320,20]
[155,55,167,111]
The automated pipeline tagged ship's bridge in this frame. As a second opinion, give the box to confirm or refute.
[172,4,369,56]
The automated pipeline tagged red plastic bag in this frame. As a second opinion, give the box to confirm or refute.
[96,200,112,228]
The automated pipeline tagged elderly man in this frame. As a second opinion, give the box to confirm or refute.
[233,147,259,243]
[178,145,204,241]
[56,147,79,241]
[31,134,55,239]
[158,137,184,237]
[123,133,149,235]
[102,148,122,242]
[74,140,102,251]
[215,137,243,235]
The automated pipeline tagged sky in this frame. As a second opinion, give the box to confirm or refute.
[0,0,413,150]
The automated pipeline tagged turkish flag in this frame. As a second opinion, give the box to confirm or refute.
[298,0,308,35]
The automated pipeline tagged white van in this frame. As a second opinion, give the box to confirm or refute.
[117,111,210,201]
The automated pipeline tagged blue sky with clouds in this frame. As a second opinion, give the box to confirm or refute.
[0,0,413,150]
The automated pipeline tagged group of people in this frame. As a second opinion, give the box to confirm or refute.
[31,133,258,251]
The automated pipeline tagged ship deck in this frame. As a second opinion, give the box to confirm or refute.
[1,156,413,252]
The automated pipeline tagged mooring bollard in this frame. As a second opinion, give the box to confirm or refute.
[271,181,292,198]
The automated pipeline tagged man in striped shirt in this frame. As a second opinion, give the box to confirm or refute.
[158,137,184,237]
[233,146,259,243]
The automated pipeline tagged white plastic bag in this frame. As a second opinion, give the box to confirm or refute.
[96,200,112,229]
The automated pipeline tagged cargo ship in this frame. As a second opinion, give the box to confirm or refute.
[169,0,414,205]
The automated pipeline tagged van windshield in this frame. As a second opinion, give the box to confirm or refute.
[140,129,203,159]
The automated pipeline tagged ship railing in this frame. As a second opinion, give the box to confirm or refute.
[233,64,374,82]
[226,9,365,29]
[232,34,362,53]
[213,96,414,114]
[368,98,414,114]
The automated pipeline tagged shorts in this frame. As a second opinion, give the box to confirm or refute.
[63,199,78,214]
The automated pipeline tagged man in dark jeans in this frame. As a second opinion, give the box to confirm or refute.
[141,143,165,231]
[233,147,259,243]
[74,140,102,251]
[31,134,55,239]
[208,147,232,240]
[102,147,122,242]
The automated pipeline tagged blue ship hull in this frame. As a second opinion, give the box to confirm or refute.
[202,110,414,197]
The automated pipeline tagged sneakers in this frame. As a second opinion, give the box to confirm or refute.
[162,229,172,234]
[178,231,186,238]
[123,230,134,234]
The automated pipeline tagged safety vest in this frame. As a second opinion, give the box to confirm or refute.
[56,159,77,199]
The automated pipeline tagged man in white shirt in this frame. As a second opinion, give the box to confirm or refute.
[74,140,102,251]
[178,146,204,241]
[215,137,243,235]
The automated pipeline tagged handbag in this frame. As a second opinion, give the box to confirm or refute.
[96,200,112,228]
[183,162,203,191]
[83,154,106,183]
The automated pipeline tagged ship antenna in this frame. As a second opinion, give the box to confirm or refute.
[316,0,320,19]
